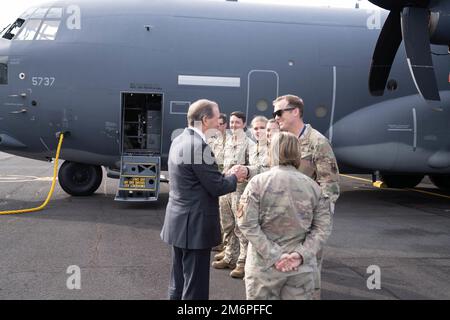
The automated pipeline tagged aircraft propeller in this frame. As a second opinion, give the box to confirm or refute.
[368,0,447,102]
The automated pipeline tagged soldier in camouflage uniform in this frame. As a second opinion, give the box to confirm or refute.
[245,95,339,299]
[265,119,280,145]
[212,111,255,279]
[237,132,332,300]
[272,94,339,299]
[207,113,228,252]
[249,116,269,168]
[207,113,228,172]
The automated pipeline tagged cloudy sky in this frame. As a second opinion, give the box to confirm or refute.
[0,0,379,29]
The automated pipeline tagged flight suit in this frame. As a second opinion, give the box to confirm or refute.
[237,166,332,300]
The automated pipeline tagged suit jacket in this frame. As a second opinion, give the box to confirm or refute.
[161,128,237,250]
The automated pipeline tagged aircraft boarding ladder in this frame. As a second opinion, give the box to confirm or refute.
[115,154,161,202]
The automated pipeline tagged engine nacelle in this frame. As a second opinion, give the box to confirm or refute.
[331,92,450,174]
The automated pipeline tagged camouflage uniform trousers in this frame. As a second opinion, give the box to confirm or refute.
[313,249,324,300]
[245,268,315,300]
[312,204,335,300]
[221,185,248,266]
[219,194,238,262]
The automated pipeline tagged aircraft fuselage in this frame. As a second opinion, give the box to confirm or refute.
[0,0,449,176]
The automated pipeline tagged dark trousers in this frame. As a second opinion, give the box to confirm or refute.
[169,246,211,300]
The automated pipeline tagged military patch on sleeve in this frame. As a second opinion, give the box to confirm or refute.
[236,194,249,218]
[237,203,245,218]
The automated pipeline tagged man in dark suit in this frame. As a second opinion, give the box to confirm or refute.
[161,99,247,300]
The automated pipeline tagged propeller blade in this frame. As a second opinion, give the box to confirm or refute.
[369,10,402,96]
[368,0,402,11]
[369,0,431,11]
[401,7,441,101]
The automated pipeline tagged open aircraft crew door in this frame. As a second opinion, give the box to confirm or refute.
[115,93,163,202]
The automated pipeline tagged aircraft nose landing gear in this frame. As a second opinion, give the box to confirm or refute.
[58,161,103,196]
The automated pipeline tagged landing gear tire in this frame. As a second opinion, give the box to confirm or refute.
[429,175,450,191]
[58,161,103,196]
[380,174,424,189]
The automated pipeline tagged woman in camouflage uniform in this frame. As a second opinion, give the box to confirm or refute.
[249,116,269,168]
[212,111,255,279]
[237,132,333,300]
[265,118,279,145]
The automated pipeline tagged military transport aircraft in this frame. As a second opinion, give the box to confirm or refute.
[0,0,449,201]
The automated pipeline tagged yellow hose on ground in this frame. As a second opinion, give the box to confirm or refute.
[0,133,64,215]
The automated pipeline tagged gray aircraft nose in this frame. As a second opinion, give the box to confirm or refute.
[0,38,25,151]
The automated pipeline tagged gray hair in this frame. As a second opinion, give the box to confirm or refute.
[187,99,217,127]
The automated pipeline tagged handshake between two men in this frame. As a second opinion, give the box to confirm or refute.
[225,165,249,183]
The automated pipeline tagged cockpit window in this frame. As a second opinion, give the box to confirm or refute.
[15,20,42,41]
[1,19,25,40]
[4,7,64,41]
[0,56,8,85]
[30,8,50,19]
[36,21,61,41]
[46,8,63,19]
[20,7,38,19]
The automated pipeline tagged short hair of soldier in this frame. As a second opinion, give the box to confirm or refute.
[219,113,228,124]
[269,132,301,168]
[230,111,246,124]
[251,116,268,128]
[187,99,217,127]
[273,95,304,118]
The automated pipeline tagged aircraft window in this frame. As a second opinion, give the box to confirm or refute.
[256,99,269,112]
[15,20,42,41]
[36,21,61,40]
[19,7,38,19]
[46,8,63,19]
[315,105,328,118]
[30,8,50,19]
[0,57,7,85]
[0,25,7,38]
[1,18,25,40]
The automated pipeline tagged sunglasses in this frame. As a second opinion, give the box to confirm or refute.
[272,107,296,119]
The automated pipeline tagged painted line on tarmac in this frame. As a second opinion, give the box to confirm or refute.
[0,175,56,183]
[405,188,450,200]
[340,174,372,183]
[340,174,450,200]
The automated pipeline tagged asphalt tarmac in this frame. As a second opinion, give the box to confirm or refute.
[0,152,449,300]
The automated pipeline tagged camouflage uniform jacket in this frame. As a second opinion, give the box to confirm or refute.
[237,165,332,272]
[207,133,227,172]
[298,125,340,204]
[249,141,269,167]
[223,131,255,193]
[248,124,340,204]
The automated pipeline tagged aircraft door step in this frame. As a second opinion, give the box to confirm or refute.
[115,154,161,202]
